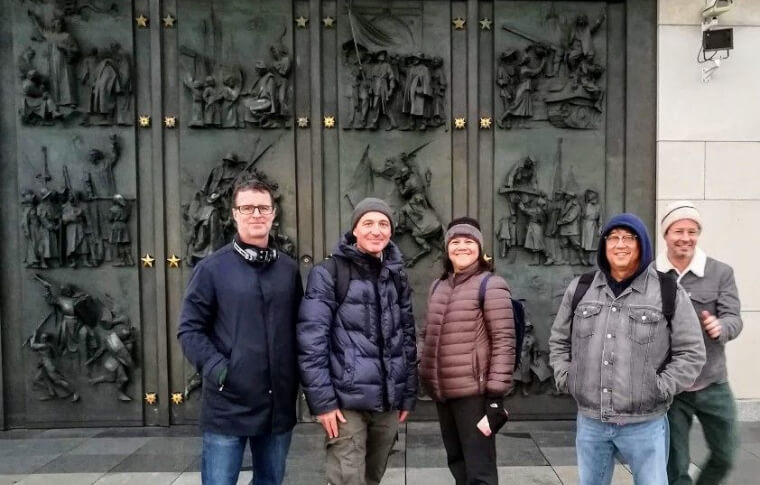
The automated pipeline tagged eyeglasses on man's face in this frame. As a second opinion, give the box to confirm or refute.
[234,204,274,216]
[604,234,637,246]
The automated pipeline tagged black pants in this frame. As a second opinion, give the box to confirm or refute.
[436,395,498,485]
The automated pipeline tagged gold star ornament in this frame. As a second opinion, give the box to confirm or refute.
[323,116,335,128]
[141,253,155,268]
[295,16,308,28]
[136,14,148,28]
[171,393,183,405]
[138,115,150,127]
[162,14,176,28]
[144,393,157,405]
[164,116,177,128]
[322,16,335,28]
[454,117,466,129]
[479,117,492,129]
[479,18,493,31]
[452,17,466,30]
[297,116,309,128]
[167,254,181,268]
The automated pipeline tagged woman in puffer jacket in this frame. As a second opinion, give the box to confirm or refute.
[420,217,516,485]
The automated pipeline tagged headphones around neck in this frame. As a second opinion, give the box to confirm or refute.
[233,239,279,266]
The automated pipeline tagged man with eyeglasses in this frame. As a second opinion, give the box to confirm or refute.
[178,178,303,485]
[549,212,705,485]
[297,197,417,485]
[657,201,743,485]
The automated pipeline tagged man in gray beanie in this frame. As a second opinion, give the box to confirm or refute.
[657,200,743,485]
[298,197,417,485]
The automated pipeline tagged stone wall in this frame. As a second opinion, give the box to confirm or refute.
[657,0,760,416]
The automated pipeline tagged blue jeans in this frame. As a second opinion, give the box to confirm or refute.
[202,430,293,485]
[576,413,669,485]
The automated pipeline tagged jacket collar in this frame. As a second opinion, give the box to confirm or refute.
[447,262,481,287]
[593,264,652,296]
[656,247,706,278]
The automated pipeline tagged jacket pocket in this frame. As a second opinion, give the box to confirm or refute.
[566,361,578,397]
[573,303,602,338]
[689,291,718,316]
[627,306,663,345]
[471,348,483,388]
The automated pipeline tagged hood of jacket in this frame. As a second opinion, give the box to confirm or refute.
[596,212,653,280]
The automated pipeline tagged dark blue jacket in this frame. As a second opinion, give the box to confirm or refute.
[297,234,417,415]
[177,244,303,436]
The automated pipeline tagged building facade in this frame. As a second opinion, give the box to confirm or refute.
[0,0,755,428]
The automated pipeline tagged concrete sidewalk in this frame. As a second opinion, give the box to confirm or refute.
[1,421,759,484]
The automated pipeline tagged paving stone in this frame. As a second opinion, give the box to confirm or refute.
[538,447,577,466]
[68,438,151,456]
[0,455,59,475]
[17,473,104,485]
[405,426,448,468]
[498,466,562,484]
[172,471,251,485]
[0,439,85,457]
[0,431,43,441]
[724,449,760,485]
[40,429,107,439]
[0,475,27,485]
[552,465,633,485]
[92,472,180,484]
[530,431,577,448]
[495,433,548,466]
[108,454,196,473]
[743,442,760,459]
[132,437,200,455]
[34,454,127,474]
[379,468,404,485]
[406,467,455,485]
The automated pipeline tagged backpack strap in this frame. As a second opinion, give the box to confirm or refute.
[571,271,597,314]
[569,271,597,338]
[324,256,352,306]
[430,278,443,298]
[478,273,493,311]
[657,270,677,326]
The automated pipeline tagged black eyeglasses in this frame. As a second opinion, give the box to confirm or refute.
[234,205,274,216]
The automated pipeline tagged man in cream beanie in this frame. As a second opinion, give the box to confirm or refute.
[656,200,744,485]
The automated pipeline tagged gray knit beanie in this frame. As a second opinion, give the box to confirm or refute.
[351,197,394,232]
[445,223,484,248]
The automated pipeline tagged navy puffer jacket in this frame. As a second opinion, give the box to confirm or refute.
[297,233,418,415]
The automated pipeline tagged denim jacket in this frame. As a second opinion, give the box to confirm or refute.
[549,264,706,423]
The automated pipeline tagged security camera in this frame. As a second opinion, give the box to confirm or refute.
[702,0,734,19]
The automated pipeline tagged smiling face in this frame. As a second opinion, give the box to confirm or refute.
[447,236,480,272]
[352,211,392,257]
[664,219,700,264]
[232,189,275,246]
[604,227,640,280]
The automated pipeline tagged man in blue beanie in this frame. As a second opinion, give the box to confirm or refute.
[549,213,706,485]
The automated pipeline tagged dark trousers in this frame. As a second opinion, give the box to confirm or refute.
[436,395,498,485]
[667,382,738,485]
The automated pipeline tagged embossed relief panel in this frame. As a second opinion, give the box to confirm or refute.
[170,0,298,423]
[492,1,619,415]
[335,0,452,331]
[11,1,143,426]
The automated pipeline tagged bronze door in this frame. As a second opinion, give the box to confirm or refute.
[0,0,655,427]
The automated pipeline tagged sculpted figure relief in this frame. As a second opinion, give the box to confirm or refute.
[19,9,134,126]
[342,45,447,132]
[500,9,606,130]
[496,140,601,267]
[26,276,139,402]
[183,144,296,266]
